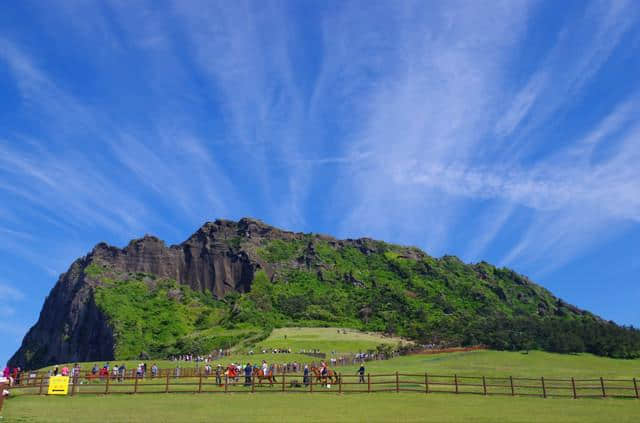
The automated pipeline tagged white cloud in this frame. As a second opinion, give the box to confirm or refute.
[0,283,24,301]
[494,0,638,143]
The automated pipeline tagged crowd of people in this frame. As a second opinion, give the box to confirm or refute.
[3,340,398,389]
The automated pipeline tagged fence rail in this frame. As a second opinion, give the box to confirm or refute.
[6,372,640,400]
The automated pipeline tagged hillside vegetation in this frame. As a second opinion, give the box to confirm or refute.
[88,227,640,360]
[11,218,640,371]
[91,270,268,359]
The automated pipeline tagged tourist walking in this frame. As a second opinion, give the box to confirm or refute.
[303,365,310,387]
[244,363,252,386]
[357,363,365,383]
[151,364,158,378]
[215,365,222,386]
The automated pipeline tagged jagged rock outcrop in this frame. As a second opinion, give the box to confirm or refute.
[9,218,298,369]
[12,217,625,369]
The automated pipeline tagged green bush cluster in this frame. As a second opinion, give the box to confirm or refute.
[242,239,640,358]
[93,275,260,359]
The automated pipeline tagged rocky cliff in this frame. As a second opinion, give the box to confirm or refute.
[11,217,640,369]
[9,218,291,368]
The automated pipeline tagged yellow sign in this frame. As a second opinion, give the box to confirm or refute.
[48,376,70,395]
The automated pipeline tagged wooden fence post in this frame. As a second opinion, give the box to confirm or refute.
[396,371,400,393]
[224,375,228,393]
[454,374,459,394]
[70,375,76,396]
[633,378,639,399]
[482,376,487,395]
[134,373,139,394]
[600,377,606,398]
[541,377,546,398]
[38,375,45,395]
[198,373,203,394]
[571,377,576,399]
[339,373,342,394]
[367,373,371,393]
[282,371,286,392]
[251,374,255,393]
[165,372,170,393]
[310,374,314,393]
[105,373,110,395]
[510,376,514,396]
[0,383,5,413]
[425,372,429,394]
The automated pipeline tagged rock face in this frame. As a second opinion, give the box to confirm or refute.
[12,255,115,368]
[9,218,298,369]
[10,217,601,369]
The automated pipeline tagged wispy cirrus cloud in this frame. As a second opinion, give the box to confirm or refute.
[324,0,640,273]
[0,0,639,362]
[494,0,639,144]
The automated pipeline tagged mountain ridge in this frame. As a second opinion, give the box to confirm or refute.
[10,217,639,369]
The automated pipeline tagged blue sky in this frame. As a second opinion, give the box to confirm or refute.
[1,0,639,365]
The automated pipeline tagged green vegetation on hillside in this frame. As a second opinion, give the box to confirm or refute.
[239,239,640,359]
[88,236,640,361]
[93,273,266,359]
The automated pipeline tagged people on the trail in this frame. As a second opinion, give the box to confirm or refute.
[136,363,144,378]
[91,364,98,375]
[11,367,20,385]
[262,360,268,376]
[244,362,252,386]
[215,365,222,386]
[52,366,59,376]
[358,363,365,383]
[2,366,9,379]
[269,364,277,382]
[151,364,158,378]
[303,365,310,386]
[61,366,69,377]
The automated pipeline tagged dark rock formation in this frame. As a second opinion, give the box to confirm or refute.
[9,218,299,369]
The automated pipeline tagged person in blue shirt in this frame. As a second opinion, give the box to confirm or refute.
[244,362,253,386]
[357,363,365,383]
[303,365,310,386]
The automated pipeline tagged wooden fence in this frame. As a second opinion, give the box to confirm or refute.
[7,371,640,400]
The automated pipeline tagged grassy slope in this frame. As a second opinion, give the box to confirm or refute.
[359,350,640,378]
[36,327,405,371]
[257,327,409,353]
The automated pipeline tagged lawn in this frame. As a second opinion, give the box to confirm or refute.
[256,327,409,354]
[6,329,639,422]
[2,391,639,423]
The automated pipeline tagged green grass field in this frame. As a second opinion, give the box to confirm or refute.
[256,327,409,353]
[3,392,640,423]
[3,328,640,422]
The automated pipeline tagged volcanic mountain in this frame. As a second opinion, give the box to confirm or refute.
[10,218,640,369]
